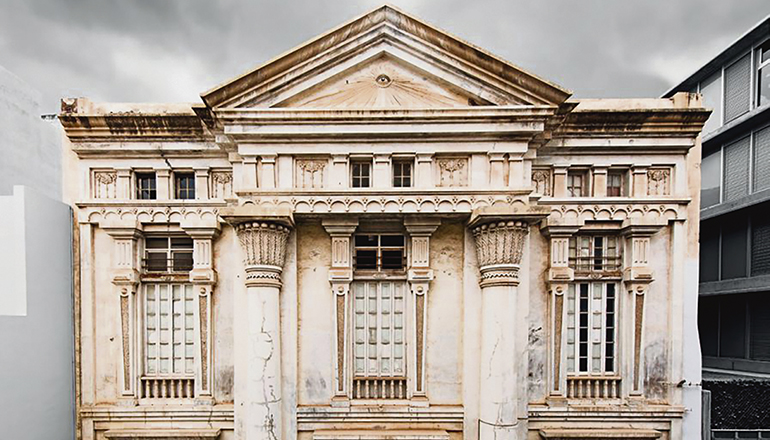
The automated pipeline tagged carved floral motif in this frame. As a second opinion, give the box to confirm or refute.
[211,171,233,199]
[296,159,326,189]
[235,222,292,288]
[437,157,468,187]
[532,169,552,196]
[647,168,670,196]
[94,170,117,199]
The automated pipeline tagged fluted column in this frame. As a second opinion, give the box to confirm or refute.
[471,220,529,440]
[234,221,292,440]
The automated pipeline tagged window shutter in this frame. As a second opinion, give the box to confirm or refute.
[723,136,751,201]
[752,215,770,276]
[754,126,770,192]
[724,54,751,123]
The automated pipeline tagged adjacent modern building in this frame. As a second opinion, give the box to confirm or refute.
[61,6,709,440]
[664,13,770,439]
[0,66,76,439]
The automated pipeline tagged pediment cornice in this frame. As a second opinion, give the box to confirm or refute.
[200,5,571,109]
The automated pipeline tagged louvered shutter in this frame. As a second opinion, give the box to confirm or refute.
[752,215,770,276]
[754,126,770,192]
[723,136,751,201]
[724,54,751,123]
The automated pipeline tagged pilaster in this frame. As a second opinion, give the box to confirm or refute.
[553,165,568,198]
[593,165,609,198]
[115,167,132,199]
[260,154,277,189]
[488,152,506,188]
[373,153,390,188]
[322,217,359,402]
[242,155,258,190]
[404,217,441,401]
[632,165,650,198]
[155,167,171,200]
[194,167,210,200]
[331,154,348,189]
[416,153,433,188]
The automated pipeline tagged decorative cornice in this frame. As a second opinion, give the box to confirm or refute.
[471,220,529,287]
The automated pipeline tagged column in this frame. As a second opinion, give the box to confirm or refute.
[404,218,441,401]
[416,153,433,188]
[184,224,220,398]
[542,225,579,398]
[234,220,292,440]
[373,153,390,188]
[321,217,359,402]
[621,224,659,396]
[471,220,529,440]
[593,165,608,198]
[260,154,277,189]
[103,225,142,400]
[552,165,568,198]
[156,167,171,200]
[194,167,210,200]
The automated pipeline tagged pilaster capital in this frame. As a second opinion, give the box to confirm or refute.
[321,216,359,237]
[403,217,441,236]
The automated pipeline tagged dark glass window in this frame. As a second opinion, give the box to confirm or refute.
[753,212,770,276]
[353,234,405,271]
[143,237,193,273]
[393,160,412,188]
[721,216,748,280]
[136,172,157,200]
[700,223,720,282]
[351,162,371,188]
[758,40,770,108]
[175,173,195,200]
[699,296,719,357]
[606,172,624,197]
[701,151,721,208]
[719,296,747,359]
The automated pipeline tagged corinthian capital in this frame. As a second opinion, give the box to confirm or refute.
[471,220,528,287]
[235,221,292,287]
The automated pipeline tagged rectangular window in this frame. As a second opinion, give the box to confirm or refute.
[606,171,624,197]
[136,172,157,200]
[700,223,720,282]
[352,281,407,399]
[144,237,194,273]
[721,216,748,280]
[567,171,588,197]
[351,161,371,188]
[757,40,770,108]
[174,173,196,200]
[354,235,405,272]
[701,150,722,208]
[566,282,617,374]
[392,160,412,188]
[569,235,620,274]
[700,71,723,135]
[144,284,196,376]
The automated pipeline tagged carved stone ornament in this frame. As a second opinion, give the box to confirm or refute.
[471,220,528,287]
[95,171,117,185]
[647,168,670,196]
[211,171,233,184]
[210,171,233,199]
[438,157,468,187]
[94,170,118,199]
[235,221,292,288]
[532,169,552,196]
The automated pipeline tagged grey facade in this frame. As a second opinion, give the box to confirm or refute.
[664,13,770,439]
[0,66,75,439]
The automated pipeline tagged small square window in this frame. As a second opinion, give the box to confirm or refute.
[607,172,624,197]
[351,161,371,188]
[567,171,587,197]
[354,234,405,271]
[175,173,196,200]
[136,172,157,200]
[393,160,413,188]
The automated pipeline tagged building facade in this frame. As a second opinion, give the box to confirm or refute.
[664,14,770,439]
[61,7,708,440]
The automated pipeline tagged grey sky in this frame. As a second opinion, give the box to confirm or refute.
[1,0,767,112]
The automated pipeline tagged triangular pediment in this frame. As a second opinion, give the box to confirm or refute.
[276,54,492,108]
[201,5,571,109]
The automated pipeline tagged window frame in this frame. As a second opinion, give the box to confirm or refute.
[351,160,372,188]
[174,172,196,200]
[569,235,622,276]
[143,236,194,274]
[567,170,589,197]
[353,234,407,273]
[392,159,413,188]
[606,170,626,197]
[135,172,157,200]
[565,281,618,376]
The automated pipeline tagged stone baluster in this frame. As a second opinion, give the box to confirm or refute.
[471,219,529,440]
[231,216,292,440]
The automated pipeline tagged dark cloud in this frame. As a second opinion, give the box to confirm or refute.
[1,0,767,112]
